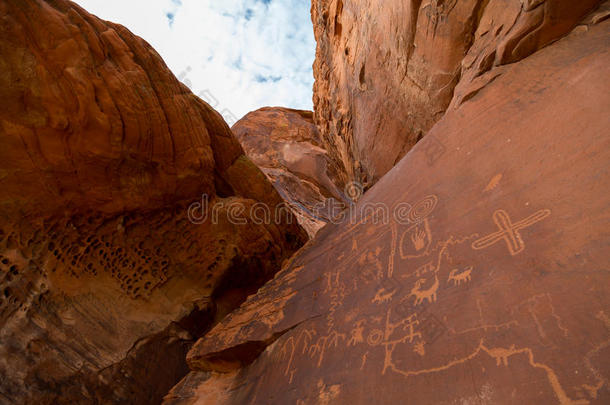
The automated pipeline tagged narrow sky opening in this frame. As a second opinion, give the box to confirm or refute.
[73,0,316,124]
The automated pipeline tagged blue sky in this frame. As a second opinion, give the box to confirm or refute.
[73,0,316,124]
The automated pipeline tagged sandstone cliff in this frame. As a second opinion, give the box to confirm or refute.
[232,107,347,238]
[0,1,305,403]
[311,0,602,186]
[165,11,610,405]
[2,0,610,403]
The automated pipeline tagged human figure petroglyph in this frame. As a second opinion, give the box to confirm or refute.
[308,330,346,367]
[279,328,317,381]
[410,274,439,305]
[279,308,426,382]
[278,327,348,379]
[360,352,368,370]
[472,208,551,255]
[447,266,472,286]
[348,320,365,346]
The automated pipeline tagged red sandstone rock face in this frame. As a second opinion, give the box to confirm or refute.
[0,1,306,404]
[165,16,610,405]
[311,0,602,186]
[232,107,347,238]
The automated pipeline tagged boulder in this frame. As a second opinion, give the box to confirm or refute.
[232,107,347,238]
[0,1,306,403]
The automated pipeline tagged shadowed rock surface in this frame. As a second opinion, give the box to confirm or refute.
[232,107,347,238]
[164,15,610,405]
[0,1,306,403]
[311,0,602,186]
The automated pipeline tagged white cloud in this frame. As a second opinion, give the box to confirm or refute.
[72,0,315,122]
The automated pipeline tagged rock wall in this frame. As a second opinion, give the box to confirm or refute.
[232,107,347,238]
[311,0,602,186]
[165,13,610,405]
[0,1,306,403]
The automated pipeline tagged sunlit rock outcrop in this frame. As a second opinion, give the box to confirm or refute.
[311,0,601,186]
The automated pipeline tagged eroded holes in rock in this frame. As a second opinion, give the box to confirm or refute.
[334,0,343,38]
[9,266,18,275]
[359,63,366,88]
[1,258,8,265]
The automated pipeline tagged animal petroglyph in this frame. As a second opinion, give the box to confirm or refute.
[447,266,472,286]
[472,209,551,255]
[484,344,516,366]
[410,274,439,305]
[373,287,396,304]
[383,339,589,405]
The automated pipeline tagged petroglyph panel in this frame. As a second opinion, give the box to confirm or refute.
[180,21,610,405]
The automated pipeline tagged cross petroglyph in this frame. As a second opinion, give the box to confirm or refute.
[471,209,551,256]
